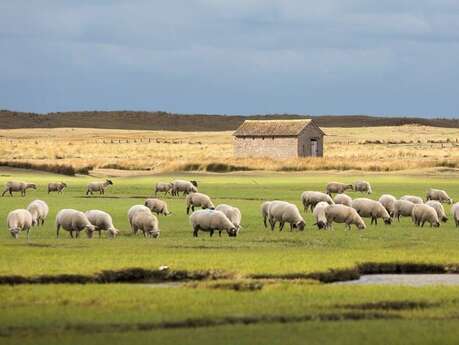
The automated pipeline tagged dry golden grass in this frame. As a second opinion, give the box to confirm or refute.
[0,125,458,173]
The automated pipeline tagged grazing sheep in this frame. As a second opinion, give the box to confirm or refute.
[351,198,391,225]
[354,181,372,194]
[426,188,453,204]
[190,209,238,237]
[144,198,171,216]
[7,209,33,239]
[325,204,366,230]
[451,203,459,227]
[393,200,415,221]
[268,201,305,231]
[378,194,397,217]
[84,210,119,238]
[2,181,36,197]
[127,205,152,233]
[301,191,334,212]
[261,201,272,228]
[27,200,49,226]
[334,193,352,207]
[171,180,198,196]
[130,211,160,238]
[48,182,67,194]
[411,204,440,228]
[185,192,215,214]
[55,209,96,239]
[313,201,330,229]
[400,195,423,204]
[154,182,173,196]
[326,182,353,195]
[86,179,113,195]
[215,204,242,231]
[425,200,448,223]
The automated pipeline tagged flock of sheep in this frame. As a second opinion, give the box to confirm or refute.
[3,178,459,240]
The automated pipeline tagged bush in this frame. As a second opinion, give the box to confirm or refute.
[0,161,92,176]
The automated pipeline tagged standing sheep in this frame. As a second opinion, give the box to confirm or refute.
[185,192,215,214]
[2,181,36,197]
[301,191,334,212]
[426,188,453,204]
[334,193,352,207]
[325,204,366,230]
[86,179,113,195]
[127,205,152,233]
[393,199,415,221]
[312,201,330,229]
[354,181,372,194]
[85,210,119,238]
[154,182,173,196]
[400,195,423,204]
[55,209,96,239]
[215,204,242,231]
[48,182,67,194]
[378,194,397,217]
[171,180,198,196]
[27,200,49,226]
[451,203,459,227]
[7,209,33,239]
[326,182,353,195]
[268,201,305,231]
[411,204,440,228]
[351,198,391,225]
[130,211,160,238]
[261,201,272,228]
[144,198,172,216]
[190,209,238,237]
[425,200,448,223]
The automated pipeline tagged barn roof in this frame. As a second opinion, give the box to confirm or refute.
[233,119,324,137]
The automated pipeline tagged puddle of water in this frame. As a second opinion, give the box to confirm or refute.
[336,274,459,286]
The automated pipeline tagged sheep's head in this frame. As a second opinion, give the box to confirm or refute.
[85,225,96,238]
[190,180,198,187]
[31,219,38,226]
[357,222,366,230]
[316,221,327,230]
[9,228,20,239]
[295,220,305,231]
[384,217,392,225]
[150,230,160,238]
[346,184,354,191]
[441,216,448,223]
[62,182,68,187]
[28,183,37,190]
[433,221,440,228]
[106,179,114,185]
[227,227,238,237]
[109,228,119,238]
[448,198,453,204]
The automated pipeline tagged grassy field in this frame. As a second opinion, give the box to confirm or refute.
[1,168,459,344]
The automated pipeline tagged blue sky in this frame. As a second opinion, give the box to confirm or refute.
[1,1,458,117]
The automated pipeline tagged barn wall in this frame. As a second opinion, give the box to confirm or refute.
[297,127,324,157]
[234,136,298,158]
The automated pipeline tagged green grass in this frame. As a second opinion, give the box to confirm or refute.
[1,168,459,344]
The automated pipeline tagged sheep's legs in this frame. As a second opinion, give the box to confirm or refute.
[269,219,276,231]
[279,222,285,232]
[56,225,61,238]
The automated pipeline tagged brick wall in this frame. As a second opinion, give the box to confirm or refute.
[234,136,299,158]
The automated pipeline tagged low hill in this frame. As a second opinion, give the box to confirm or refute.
[1,110,458,130]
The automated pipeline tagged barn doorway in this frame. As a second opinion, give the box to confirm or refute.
[311,139,318,157]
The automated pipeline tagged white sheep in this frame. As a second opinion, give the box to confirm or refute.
[301,191,334,212]
[351,198,391,225]
[261,201,272,228]
[56,209,96,239]
[7,209,33,239]
[185,192,215,214]
[426,188,453,204]
[2,181,36,197]
[451,203,459,227]
[334,193,352,207]
[190,209,238,237]
[325,182,353,195]
[215,204,242,231]
[425,200,448,223]
[127,205,152,233]
[86,179,113,195]
[84,210,119,238]
[378,194,397,217]
[312,201,330,229]
[144,198,172,216]
[393,199,415,221]
[27,200,49,226]
[48,182,67,194]
[130,211,160,238]
[400,195,423,204]
[171,180,198,196]
[268,201,305,231]
[154,182,173,196]
[325,204,366,230]
[411,204,440,228]
[354,181,372,194]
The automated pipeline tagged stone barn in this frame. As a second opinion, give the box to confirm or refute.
[233,119,324,158]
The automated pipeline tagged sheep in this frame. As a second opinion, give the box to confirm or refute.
[215,204,242,231]
[144,198,172,216]
[48,182,67,194]
[154,182,173,196]
[127,205,152,233]
[451,203,459,227]
[425,200,448,223]
[354,180,372,194]
[411,204,440,228]
[268,201,305,231]
[86,179,113,195]
[185,192,215,214]
[378,194,397,217]
[261,201,272,228]
[171,180,198,196]
[334,193,352,207]
[426,188,453,204]
[393,199,415,221]
[325,204,366,230]
[301,191,334,212]
[7,209,33,239]
[55,209,96,239]
[190,209,238,237]
[400,195,423,204]
[84,210,119,238]
[351,198,391,225]
[326,182,353,195]
[26,200,49,226]
[2,181,36,197]
[312,201,330,229]
[130,211,160,238]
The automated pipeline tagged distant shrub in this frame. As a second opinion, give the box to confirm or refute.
[0,161,92,176]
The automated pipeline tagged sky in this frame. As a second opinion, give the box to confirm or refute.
[0,1,458,117]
